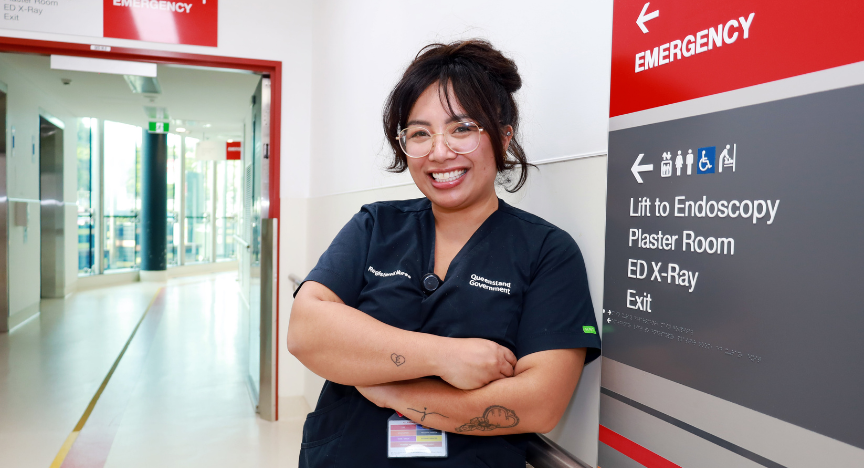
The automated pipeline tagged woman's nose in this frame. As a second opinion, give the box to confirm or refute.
[428,135,457,162]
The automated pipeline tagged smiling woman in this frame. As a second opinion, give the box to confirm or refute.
[287,40,601,468]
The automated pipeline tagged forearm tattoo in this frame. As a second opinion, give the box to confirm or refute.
[455,405,520,433]
[391,353,406,366]
[407,407,448,422]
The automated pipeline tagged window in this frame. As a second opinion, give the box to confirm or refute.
[76,117,96,275]
[166,133,182,266]
[216,160,242,261]
[183,137,213,263]
[103,121,141,270]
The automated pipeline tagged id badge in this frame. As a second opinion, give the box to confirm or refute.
[387,412,448,458]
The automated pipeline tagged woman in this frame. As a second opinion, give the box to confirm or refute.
[287,40,601,467]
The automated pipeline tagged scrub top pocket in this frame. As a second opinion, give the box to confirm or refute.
[300,395,355,468]
[471,436,527,468]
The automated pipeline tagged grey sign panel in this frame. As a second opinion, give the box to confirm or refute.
[603,84,864,449]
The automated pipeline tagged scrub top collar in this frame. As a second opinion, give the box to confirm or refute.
[422,197,507,291]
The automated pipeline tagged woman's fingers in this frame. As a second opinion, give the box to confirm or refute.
[502,347,517,368]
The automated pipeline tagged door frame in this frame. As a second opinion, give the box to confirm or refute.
[0,36,282,419]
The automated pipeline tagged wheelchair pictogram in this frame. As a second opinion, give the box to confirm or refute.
[696,146,716,174]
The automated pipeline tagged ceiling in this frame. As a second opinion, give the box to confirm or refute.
[0,52,262,142]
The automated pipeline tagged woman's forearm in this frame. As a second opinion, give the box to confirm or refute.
[358,349,586,435]
[287,283,446,386]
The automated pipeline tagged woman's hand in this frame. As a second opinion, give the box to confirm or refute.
[437,338,517,390]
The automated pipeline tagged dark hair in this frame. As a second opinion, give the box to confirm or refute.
[383,39,532,192]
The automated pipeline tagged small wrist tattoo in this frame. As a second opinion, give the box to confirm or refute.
[391,353,406,367]
[407,407,448,422]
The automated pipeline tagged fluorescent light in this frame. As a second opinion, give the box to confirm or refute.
[50,55,157,77]
[227,139,234,143]
[176,128,187,133]
[127,76,162,94]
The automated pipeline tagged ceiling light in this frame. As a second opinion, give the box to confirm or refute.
[125,75,162,94]
[176,128,187,133]
[50,55,157,77]
[143,106,170,120]
[227,139,234,143]
[203,123,212,128]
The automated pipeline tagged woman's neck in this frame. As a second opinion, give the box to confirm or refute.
[431,192,499,240]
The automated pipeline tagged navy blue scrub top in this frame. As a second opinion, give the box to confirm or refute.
[296,198,601,468]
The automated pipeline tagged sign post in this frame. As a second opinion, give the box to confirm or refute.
[601,1,864,466]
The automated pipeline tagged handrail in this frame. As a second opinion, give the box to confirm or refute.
[526,434,592,468]
[233,234,250,249]
[288,274,303,292]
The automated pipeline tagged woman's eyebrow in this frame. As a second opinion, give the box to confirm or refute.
[406,115,471,127]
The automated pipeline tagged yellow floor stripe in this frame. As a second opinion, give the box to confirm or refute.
[50,287,164,467]
[49,432,79,468]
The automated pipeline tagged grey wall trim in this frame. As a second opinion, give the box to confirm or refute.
[601,358,864,467]
[601,387,785,468]
[609,60,864,131]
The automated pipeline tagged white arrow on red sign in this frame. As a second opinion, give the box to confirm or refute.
[637,2,659,33]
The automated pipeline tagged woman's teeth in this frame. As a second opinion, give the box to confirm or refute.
[431,169,467,183]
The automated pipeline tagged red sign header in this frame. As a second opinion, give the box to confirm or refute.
[610,0,864,117]
[103,0,218,47]
[226,141,241,161]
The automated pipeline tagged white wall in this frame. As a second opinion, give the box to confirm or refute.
[0,54,79,319]
[309,0,613,197]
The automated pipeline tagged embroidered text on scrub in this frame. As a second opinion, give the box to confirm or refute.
[469,274,511,295]
[368,266,412,279]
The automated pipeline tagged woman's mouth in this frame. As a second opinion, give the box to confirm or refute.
[431,169,467,183]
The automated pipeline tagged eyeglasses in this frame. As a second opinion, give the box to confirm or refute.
[396,121,484,158]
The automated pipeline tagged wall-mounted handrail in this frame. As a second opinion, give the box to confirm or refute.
[526,434,592,468]
[233,234,250,249]
[288,274,303,292]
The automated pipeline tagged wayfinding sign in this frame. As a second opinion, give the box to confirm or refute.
[602,1,864,466]
[0,0,218,47]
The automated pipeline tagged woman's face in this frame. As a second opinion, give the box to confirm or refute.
[405,84,504,212]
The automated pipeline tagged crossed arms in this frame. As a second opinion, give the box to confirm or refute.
[287,280,586,435]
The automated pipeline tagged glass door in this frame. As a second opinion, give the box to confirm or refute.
[243,76,270,411]
[0,85,8,332]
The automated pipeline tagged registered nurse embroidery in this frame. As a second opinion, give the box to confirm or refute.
[368,266,412,280]
[469,274,511,295]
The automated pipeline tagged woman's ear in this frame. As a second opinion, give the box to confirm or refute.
[502,125,514,152]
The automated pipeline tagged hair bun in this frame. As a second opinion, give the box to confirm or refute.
[452,40,522,94]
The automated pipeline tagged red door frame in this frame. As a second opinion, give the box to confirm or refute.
[0,36,282,419]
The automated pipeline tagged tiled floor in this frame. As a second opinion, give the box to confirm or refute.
[0,272,306,468]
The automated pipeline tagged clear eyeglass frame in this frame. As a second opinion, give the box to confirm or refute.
[396,121,485,159]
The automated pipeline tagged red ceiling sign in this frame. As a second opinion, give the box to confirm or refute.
[610,0,864,117]
[226,141,242,160]
[103,0,218,47]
